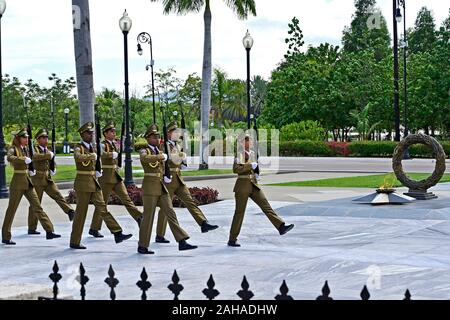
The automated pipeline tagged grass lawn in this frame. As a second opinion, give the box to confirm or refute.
[269,173,450,189]
[5,165,232,184]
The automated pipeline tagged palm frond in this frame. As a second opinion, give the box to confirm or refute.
[151,0,205,15]
[223,0,256,19]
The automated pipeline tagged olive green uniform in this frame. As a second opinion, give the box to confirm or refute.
[70,142,122,246]
[2,146,54,241]
[28,145,74,231]
[156,140,207,237]
[229,151,285,242]
[139,145,189,249]
[89,139,142,231]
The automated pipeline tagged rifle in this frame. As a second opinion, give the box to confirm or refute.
[251,114,260,175]
[178,100,188,167]
[49,96,56,172]
[23,96,35,172]
[160,99,172,181]
[117,105,125,168]
[94,104,102,173]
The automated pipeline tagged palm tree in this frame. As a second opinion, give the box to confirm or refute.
[150,0,257,169]
[72,0,95,125]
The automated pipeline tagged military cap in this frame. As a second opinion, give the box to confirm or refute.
[78,122,95,134]
[144,124,160,138]
[102,121,116,134]
[16,128,29,138]
[167,121,178,132]
[35,128,49,140]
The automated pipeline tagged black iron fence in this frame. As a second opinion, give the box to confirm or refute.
[37,261,412,301]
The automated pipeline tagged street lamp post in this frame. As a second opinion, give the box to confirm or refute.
[0,0,8,198]
[119,9,134,186]
[64,108,70,154]
[397,0,410,159]
[137,32,156,124]
[243,30,254,130]
[393,0,402,142]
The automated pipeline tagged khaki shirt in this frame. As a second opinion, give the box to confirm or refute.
[7,146,33,191]
[73,143,100,193]
[99,140,122,185]
[165,141,187,187]
[233,151,260,193]
[139,145,168,196]
[31,145,54,187]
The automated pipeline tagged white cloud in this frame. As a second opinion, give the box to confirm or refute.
[1,0,449,94]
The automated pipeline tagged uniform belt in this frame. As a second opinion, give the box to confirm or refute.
[77,171,96,176]
[144,173,162,177]
[170,168,180,172]
[238,174,255,179]
[102,165,117,169]
[36,170,49,175]
[13,170,28,174]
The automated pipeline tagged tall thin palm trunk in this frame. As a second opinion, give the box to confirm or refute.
[72,0,95,125]
[199,0,212,169]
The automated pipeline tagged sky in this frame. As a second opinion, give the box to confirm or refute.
[1,0,449,96]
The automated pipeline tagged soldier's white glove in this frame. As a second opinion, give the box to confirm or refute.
[112,152,118,160]
[162,153,168,162]
[251,162,258,170]
[25,157,32,165]
[50,170,56,176]
[28,170,36,177]
[48,151,54,159]
[164,176,172,184]
[95,171,103,178]
[92,153,97,161]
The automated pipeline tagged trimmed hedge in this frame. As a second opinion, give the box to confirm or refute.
[279,141,336,157]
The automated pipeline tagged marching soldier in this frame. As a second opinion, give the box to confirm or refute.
[138,124,197,254]
[88,121,143,238]
[69,122,132,250]
[228,134,294,247]
[27,128,75,235]
[155,122,218,243]
[2,128,61,245]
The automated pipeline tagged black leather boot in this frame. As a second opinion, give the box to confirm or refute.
[89,229,104,238]
[227,240,241,247]
[138,246,155,255]
[178,239,198,251]
[201,221,219,233]
[46,232,61,240]
[155,235,170,243]
[279,223,295,235]
[114,232,132,244]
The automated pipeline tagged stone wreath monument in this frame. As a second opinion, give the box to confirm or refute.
[393,134,447,200]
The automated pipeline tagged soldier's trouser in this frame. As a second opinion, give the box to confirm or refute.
[28,182,73,231]
[2,188,54,241]
[156,184,207,237]
[139,193,189,248]
[90,181,142,231]
[229,187,285,241]
[70,190,122,246]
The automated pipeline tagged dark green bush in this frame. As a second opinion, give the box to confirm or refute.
[280,141,336,157]
[347,141,397,157]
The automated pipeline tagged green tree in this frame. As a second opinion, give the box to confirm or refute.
[408,7,437,54]
[284,17,304,59]
[342,0,391,61]
[150,0,257,169]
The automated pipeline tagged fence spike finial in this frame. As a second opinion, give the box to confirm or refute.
[316,281,333,300]
[79,263,89,300]
[404,289,411,300]
[136,267,152,300]
[275,280,294,300]
[168,270,184,300]
[104,265,119,300]
[361,285,371,300]
[237,276,254,300]
[202,274,220,300]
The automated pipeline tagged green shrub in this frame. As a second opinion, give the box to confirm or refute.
[348,141,397,157]
[280,121,325,142]
[280,141,336,157]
